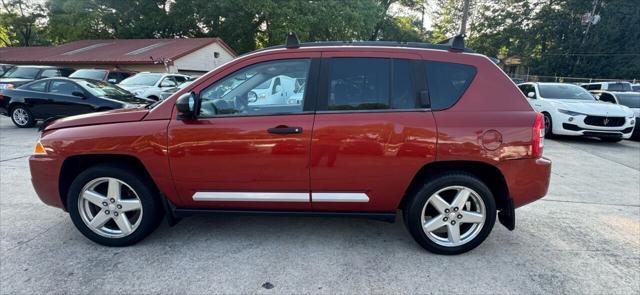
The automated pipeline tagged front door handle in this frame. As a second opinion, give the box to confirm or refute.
[267,126,303,134]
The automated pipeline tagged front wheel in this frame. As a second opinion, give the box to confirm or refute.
[67,164,163,246]
[10,105,36,128]
[403,173,496,255]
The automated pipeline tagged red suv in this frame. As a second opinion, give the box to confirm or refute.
[29,35,551,254]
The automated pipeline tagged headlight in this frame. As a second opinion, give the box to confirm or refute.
[0,83,14,89]
[558,109,586,116]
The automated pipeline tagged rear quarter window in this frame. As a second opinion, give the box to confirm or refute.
[425,61,476,110]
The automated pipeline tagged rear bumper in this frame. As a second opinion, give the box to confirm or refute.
[498,157,552,208]
[29,155,65,209]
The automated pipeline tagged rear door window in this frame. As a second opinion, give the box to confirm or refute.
[324,58,417,111]
[327,58,390,110]
[425,61,476,110]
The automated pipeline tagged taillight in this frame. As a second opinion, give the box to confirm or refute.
[532,113,544,158]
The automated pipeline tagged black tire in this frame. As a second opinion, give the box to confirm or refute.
[403,172,496,255]
[67,164,163,246]
[543,112,554,138]
[599,137,623,143]
[10,105,36,128]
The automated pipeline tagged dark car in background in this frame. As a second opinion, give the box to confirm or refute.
[69,69,135,84]
[0,64,14,76]
[0,77,151,127]
[0,65,74,90]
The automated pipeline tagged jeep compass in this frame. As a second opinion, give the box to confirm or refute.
[29,35,551,255]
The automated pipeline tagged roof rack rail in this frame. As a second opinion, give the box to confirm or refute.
[245,34,474,57]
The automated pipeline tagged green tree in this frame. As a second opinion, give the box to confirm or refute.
[0,0,48,46]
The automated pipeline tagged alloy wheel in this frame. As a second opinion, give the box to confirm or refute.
[12,108,29,126]
[420,186,486,247]
[77,177,143,238]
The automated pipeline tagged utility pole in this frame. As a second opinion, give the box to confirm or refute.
[460,0,471,36]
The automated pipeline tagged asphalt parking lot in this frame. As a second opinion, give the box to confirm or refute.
[0,116,638,294]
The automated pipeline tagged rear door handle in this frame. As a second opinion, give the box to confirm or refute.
[267,126,303,134]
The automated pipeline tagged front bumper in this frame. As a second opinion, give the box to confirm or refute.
[552,112,635,139]
[30,155,65,209]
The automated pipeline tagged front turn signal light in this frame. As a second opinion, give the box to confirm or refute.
[33,141,47,155]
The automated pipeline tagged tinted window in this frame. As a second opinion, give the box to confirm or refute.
[538,84,594,100]
[518,84,535,97]
[392,59,416,109]
[584,84,601,90]
[3,67,39,79]
[40,69,61,78]
[199,59,310,117]
[632,85,640,91]
[23,81,47,92]
[70,69,107,80]
[49,80,83,96]
[107,72,120,83]
[425,61,476,110]
[606,82,631,92]
[173,76,187,83]
[598,92,616,103]
[615,93,640,108]
[328,58,390,110]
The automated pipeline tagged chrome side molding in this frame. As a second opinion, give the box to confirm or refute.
[311,192,370,202]
[192,192,370,203]
[192,192,309,202]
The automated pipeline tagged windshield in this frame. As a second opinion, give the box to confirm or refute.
[76,79,131,97]
[2,67,39,79]
[615,93,640,108]
[70,69,107,80]
[119,73,162,86]
[539,84,595,100]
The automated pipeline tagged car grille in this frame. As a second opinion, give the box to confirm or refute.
[584,116,625,127]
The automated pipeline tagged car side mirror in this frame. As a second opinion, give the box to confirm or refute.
[176,92,197,119]
[527,92,536,99]
[72,91,86,98]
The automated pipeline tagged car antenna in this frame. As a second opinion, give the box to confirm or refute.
[437,34,465,52]
[285,32,300,49]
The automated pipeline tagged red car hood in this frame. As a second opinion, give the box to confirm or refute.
[44,108,149,131]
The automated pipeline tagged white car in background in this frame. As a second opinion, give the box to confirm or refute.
[247,75,297,105]
[517,82,635,142]
[118,72,190,101]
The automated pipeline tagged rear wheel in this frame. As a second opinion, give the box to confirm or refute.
[67,164,163,246]
[10,105,35,128]
[403,173,496,255]
[543,113,554,138]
